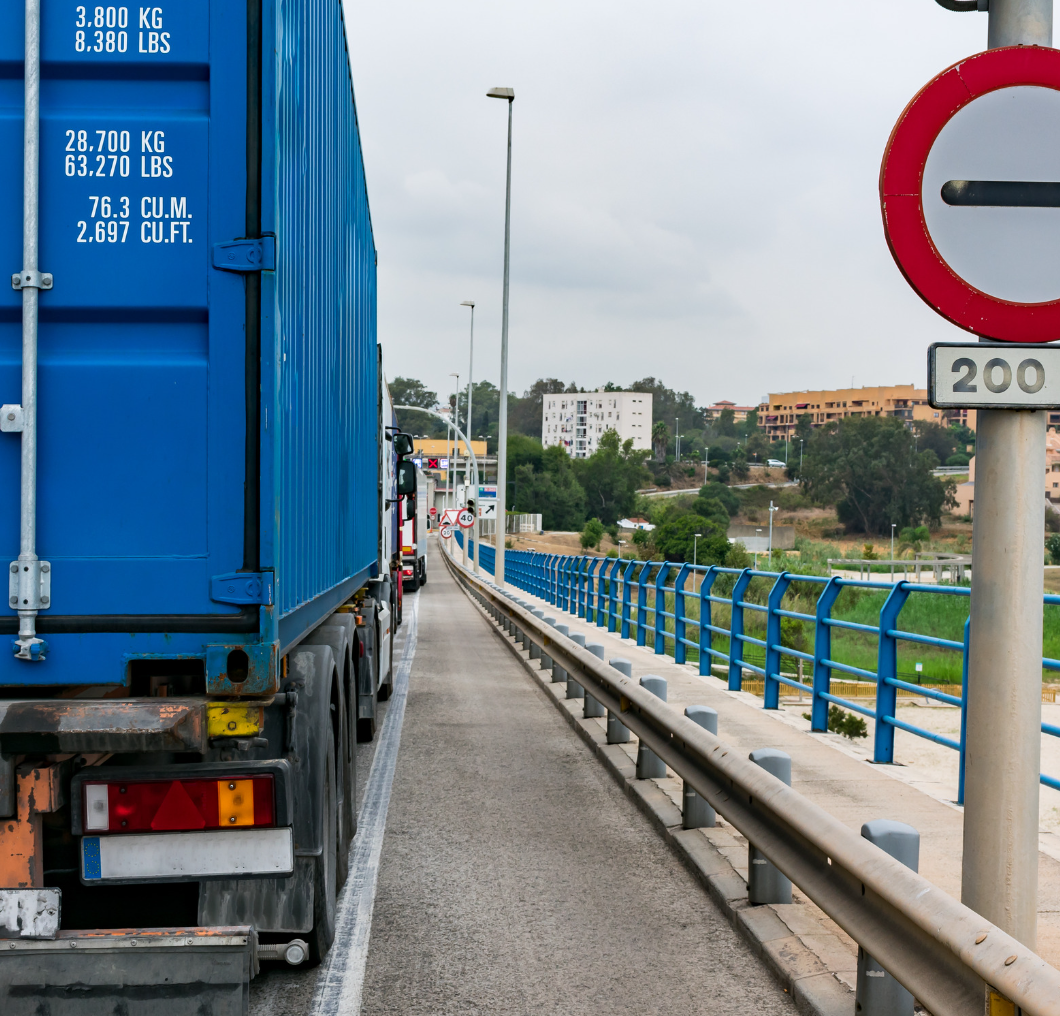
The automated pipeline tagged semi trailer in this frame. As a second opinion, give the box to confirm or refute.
[0,0,405,1010]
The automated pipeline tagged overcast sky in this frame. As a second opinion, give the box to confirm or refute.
[342,1,987,409]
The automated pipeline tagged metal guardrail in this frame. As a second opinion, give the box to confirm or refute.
[441,548,1060,1016]
[440,547,1060,1016]
[450,538,1060,801]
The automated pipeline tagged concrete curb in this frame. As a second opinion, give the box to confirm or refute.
[460,577,855,1016]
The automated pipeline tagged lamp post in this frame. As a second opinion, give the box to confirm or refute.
[799,438,804,473]
[487,85,514,585]
[449,372,460,514]
[675,417,680,464]
[693,533,702,593]
[755,528,762,569]
[460,301,478,572]
[768,501,778,563]
[891,523,896,582]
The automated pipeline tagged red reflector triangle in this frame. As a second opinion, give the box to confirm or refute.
[150,781,206,831]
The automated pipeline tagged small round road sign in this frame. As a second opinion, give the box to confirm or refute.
[457,509,475,529]
[428,506,438,517]
[439,525,453,539]
[881,46,1060,342]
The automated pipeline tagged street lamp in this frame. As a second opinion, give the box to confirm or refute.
[449,372,460,513]
[755,528,763,569]
[487,85,515,584]
[891,523,896,581]
[799,438,804,473]
[675,417,680,464]
[461,300,478,572]
[768,500,778,563]
[693,533,702,593]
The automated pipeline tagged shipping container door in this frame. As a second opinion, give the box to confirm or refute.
[0,2,248,618]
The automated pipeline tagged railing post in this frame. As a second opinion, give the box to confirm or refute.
[636,562,652,647]
[607,658,632,742]
[599,559,614,627]
[620,559,638,639]
[811,577,843,731]
[654,561,672,655]
[606,558,620,632]
[874,583,912,764]
[727,568,753,691]
[577,557,589,618]
[764,573,793,710]
[585,558,600,622]
[674,563,690,665]
[561,556,571,612]
[699,566,719,677]
[958,617,970,806]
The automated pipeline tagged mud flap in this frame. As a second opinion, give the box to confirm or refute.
[0,926,255,1016]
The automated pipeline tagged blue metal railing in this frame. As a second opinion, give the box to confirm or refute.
[464,545,1060,803]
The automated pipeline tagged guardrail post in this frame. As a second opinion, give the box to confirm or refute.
[636,563,652,647]
[584,643,606,716]
[856,820,919,1016]
[748,748,792,904]
[607,658,632,742]
[811,577,843,732]
[541,616,556,670]
[566,631,586,698]
[553,623,570,684]
[874,583,912,764]
[958,617,970,806]
[674,563,690,665]
[698,566,719,677]
[683,705,718,828]
[654,562,672,655]
[764,573,793,709]
[727,569,753,691]
[636,676,668,777]
[528,609,545,660]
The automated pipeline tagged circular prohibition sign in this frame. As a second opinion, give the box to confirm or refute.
[881,46,1060,342]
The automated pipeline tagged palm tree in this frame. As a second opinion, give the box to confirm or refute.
[651,420,669,463]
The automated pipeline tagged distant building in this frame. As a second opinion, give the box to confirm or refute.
[756,384,972,441]
[947,429,1060,518]
[705,400,756,424]
[542,390,652,459]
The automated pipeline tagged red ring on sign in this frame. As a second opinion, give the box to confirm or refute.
[881,46,1060,342]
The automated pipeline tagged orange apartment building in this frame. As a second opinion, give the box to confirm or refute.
[758,384,976,440]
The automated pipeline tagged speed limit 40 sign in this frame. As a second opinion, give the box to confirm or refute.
[929,343,1060,408]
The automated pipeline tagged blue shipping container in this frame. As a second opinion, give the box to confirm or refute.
[0,0,377,689]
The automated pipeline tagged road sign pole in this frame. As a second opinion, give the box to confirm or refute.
[961,0,1052,949]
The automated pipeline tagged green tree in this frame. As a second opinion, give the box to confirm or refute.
[573,430,651,525]
[731,447,750,481]
[389,377,446,437]
[511,445,586,531]
[716,407,737,437]
[508,378,568,438]
[580,517,605,550]
[628,377,702,435]
[652,514,729,564]
[1048,533,1060,566]
[689,497,731,530]
[651,420,670,462]
[697,481,740,516]
[911,421,958,464]
[507,433,544,474]
[800,416,955,535]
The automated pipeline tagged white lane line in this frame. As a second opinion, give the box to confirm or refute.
[312,596,418,1016]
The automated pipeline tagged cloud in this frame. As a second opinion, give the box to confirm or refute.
[343,0,987,404]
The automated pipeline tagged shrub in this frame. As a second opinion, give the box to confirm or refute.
[580,517,605,550]
[1048,533,1060,565]
[803,705,868,740]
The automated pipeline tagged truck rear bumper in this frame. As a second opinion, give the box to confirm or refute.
[0,926,256,1016]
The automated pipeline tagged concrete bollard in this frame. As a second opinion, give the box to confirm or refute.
[531,609,544,619]
[606,659,632,743]
[683,706,718,828]
[553,624,569,684]
[566,632,585,698]
[584,644,606,717]
[636,676,667,779]
[748,749,792,905]
[856,821,919,1016]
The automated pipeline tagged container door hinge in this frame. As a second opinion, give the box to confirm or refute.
[210,571,274,606]
[0,406,24,433]
[212,236,275,272]
[9,560,51,612]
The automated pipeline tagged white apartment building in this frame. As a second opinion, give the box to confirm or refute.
[541,390,653,459]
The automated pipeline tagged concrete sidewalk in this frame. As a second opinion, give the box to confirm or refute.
[470,559,1060,977]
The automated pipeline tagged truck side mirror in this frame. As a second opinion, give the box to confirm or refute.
[393,433,414,457]
[396,460,417,495]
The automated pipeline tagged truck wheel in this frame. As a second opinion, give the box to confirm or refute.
[419,559,427,586]
[308,729,339,965]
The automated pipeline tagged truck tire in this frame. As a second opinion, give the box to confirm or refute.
[308,728,339,965]
[419,558,427,586]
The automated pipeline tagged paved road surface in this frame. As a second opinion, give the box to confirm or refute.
[253,543,795,1014]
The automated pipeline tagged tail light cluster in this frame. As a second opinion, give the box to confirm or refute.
[83,776,275,833]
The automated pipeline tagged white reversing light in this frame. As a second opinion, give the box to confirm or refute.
[84,784,110,831]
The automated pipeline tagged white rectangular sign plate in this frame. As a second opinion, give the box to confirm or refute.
[929,342,1060,409]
